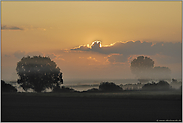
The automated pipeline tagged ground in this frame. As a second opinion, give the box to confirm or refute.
[1,91,182,122]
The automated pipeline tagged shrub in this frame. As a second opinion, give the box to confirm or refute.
[52,86,76,93]
[142,80,172,91]
[99,82,123,92]
[84,88,99,93]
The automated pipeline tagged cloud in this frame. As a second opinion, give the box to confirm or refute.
[1,25,24,30]
[13,51,64,61]
[24,26,46,31]
[13,51,43,59]
[107,54,127,64]
[44,53,65,60]
[1,25,47,31]
[4,54,11,57]
[151,54,181,65]
[71,40,181,64]
[26,51,43,57]
[14,51,26,59]
[72,45,90,51]
[87,56,99,62]
[44,53,57,59]
[71,41,101,52]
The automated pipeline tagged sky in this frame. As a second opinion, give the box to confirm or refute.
[1,1,182,82]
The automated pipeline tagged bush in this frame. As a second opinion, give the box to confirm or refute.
[99,82,123,92]
[84,88,99,93]
[1,80,17,92]
[52,86,77,93]
[142,80,172,91]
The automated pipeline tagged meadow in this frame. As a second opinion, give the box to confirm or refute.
[2,90,182,122]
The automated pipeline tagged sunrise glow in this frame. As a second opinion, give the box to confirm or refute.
[91,40,102,48]
[1,1,181,81]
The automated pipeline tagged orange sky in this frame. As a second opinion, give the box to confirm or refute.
[1,1,182,81]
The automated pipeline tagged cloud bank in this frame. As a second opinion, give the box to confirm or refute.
[13,51,61,60]
[1,25,24,30]
[2,40,181,81]
[71,40,181,64]
[1,25,47,31]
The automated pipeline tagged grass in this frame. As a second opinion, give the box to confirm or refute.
[1,90,182,122]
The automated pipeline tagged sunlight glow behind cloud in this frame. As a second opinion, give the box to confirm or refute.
[1,1,181,81]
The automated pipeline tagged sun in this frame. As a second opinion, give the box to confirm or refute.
[91,40,102,48]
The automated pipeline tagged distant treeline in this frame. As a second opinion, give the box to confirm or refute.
[1,79,182,93]
[3,55,180,93]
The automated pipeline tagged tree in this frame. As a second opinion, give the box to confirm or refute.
[130,56,154,79]
[1,80,17,92]
[16,56,63,92]
[130,56,171,81]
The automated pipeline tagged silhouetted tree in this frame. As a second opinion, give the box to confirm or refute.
[16,56,63,92]
[131,56,154,80]
[99,82,123,92]
[131,56,171,81]
[142,80,172,91]
[84,88,99,93]
[1,80,17,92]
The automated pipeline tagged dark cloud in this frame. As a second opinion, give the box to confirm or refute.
[71,46,90,51]
[72,41,181,56]
[1,25,24,30]
[71,41,181,64]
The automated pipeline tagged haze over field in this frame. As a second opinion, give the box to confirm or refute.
[1,1,182,81]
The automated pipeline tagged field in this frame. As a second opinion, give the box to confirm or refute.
[1,91,182,122]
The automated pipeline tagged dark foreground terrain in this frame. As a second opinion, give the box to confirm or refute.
[1,91,182,122]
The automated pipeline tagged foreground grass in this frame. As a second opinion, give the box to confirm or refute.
[2,90,182,122]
